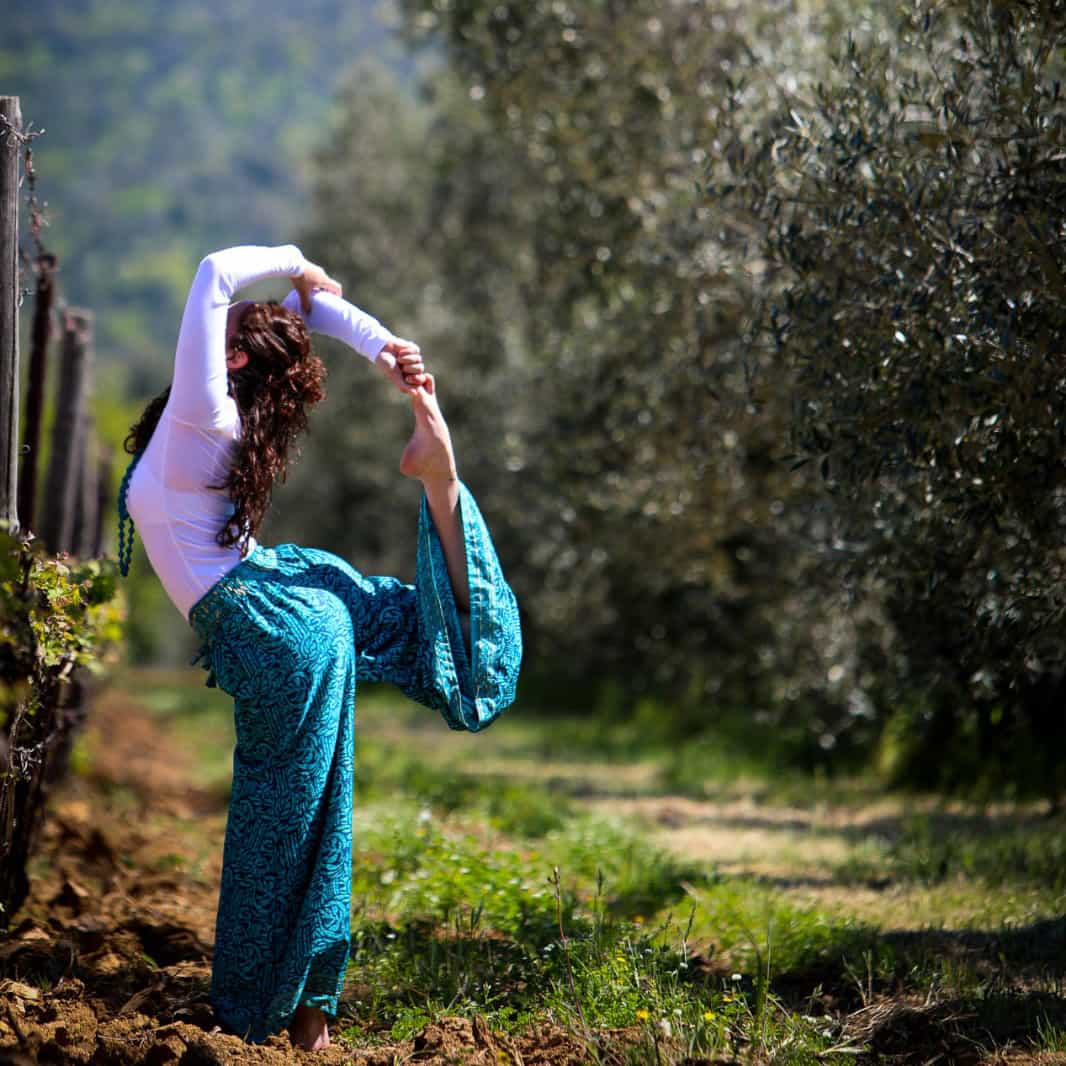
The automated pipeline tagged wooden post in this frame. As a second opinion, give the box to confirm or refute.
[18,252,57,532]
[39,309,92,555]
[0,96,21,533]
[72,416,98,558]
[92,447,112,559]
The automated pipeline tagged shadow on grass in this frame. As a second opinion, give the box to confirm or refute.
[880,914,1066,980]
[656,804,1066,890]
[778,917,1066,1061]
[346,917,540,1011]
[342,910,715,1038]
[651,806,1062,844]
[840,991,1066,1066]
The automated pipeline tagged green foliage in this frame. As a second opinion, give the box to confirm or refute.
[1036,1014,1066,1052]
[684,877,874,978]
[345,801,699,1031]
[125,670,1066,1060]
[19,0,1062,798]
[0,528,123,704]
[341,796,848,1060]
[709,0,1066,792]
[358,740,571,836]
[286,0,900,767]
[0,527,123,919]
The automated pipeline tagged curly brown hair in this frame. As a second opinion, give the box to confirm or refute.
[124,301,326,550]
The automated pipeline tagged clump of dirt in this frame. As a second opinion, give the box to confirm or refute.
[411,1015,604,1065]
[0,688,599,1065]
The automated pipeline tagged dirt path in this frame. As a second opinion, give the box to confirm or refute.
[584,791,1065,932]
[0,685,593,1066]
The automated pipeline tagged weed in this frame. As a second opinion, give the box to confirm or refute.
[1035,1013,1066,1052]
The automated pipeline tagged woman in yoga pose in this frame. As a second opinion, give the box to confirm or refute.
[117,245,521,1051]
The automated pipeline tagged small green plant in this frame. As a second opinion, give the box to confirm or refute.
[0,527,123,921]
[1035,1014,1066,1053]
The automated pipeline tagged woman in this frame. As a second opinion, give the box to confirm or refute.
[117,245,522,1051]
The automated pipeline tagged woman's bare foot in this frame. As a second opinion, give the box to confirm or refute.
[290,1004,330,1051]
[399,375,458,484]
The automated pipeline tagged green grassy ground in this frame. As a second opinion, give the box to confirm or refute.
[128,669,1066,1064]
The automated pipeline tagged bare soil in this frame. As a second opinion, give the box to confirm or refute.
[0,689,599,1065]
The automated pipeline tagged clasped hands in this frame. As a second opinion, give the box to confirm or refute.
[292,260,427,395]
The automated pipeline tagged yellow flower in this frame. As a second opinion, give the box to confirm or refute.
[636,1009,650,1022]
[703,1010,715,1021]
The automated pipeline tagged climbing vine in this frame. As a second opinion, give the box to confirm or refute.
[0,525,123,922]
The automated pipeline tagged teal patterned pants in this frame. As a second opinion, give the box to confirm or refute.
[188,484,521,1042]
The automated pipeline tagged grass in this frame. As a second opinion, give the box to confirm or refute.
[339,803,857,1061]
[1037,1014,1066,1052]
[840,811,1066,890]
[104,667,1066,1063]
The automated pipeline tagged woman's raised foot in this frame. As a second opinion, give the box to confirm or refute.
[399,374,458,484]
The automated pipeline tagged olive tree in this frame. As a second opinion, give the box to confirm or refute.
[276,1,906,768]
[711,0,1066,792]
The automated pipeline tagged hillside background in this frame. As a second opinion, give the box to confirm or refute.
[1,0,400,392]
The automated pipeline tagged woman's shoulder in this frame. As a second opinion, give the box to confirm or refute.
[163,395,241,437]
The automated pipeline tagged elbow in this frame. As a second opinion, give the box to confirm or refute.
[195,253,223,286]
[197,251,226,279]
[194,252,232,302]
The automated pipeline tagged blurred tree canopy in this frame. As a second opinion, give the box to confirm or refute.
[279,1,895,767]
[279,0,1066,795]
[1,0,391,391]
[13,0,1063,795]
[710,0,1066,792]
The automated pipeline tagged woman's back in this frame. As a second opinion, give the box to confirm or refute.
[122,243,395,620]
[126,401,250,620]
[122,244,306,619]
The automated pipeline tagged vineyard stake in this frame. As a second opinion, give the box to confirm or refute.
[0,96,21,533]
[40,308,93,554]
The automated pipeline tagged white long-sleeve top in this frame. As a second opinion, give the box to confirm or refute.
[126,244,394,620]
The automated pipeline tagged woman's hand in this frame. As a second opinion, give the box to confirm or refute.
[376,338,427,394]
[291,261,342,313]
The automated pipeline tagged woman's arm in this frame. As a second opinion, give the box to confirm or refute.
[280,287,392,360]
[168,245,336,427]
[281,288,427,393]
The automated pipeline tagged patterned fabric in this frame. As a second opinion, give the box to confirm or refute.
[187,482,521,1042]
